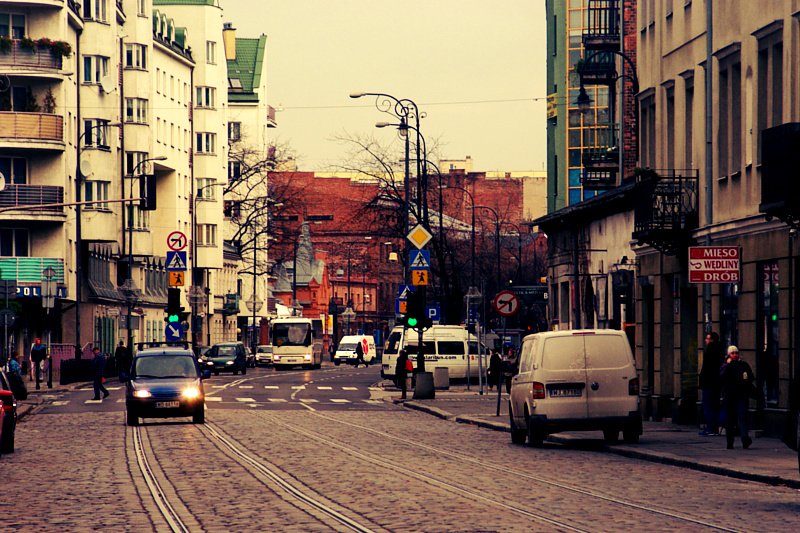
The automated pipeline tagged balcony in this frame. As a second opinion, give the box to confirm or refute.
[0,257,64,283]
[576,51,617,86]
[582,126,619,189]
[0,112,64,149]
[583,0,621,51]
[633,169,699,255]
[0,40,64,72]
[0,184,65,220]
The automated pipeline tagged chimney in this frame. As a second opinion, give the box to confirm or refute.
[223,22,236,61]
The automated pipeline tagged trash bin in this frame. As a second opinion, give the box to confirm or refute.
[433,367,450,390]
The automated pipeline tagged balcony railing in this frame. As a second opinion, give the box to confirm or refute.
[583,0,621,51]
[0,257,65,282]
[577,51,617,86]
[0,112,63,143]
[633,169,699,255]
[0,40,63,70]
[582,126,619,189]
[0,184,64,211]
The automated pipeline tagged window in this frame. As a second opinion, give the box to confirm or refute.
[196,132,216,154]
[684,77,694,169]
[197,178,217,200]
[83,0,108,23]
[757,30,783,163]
[197,224,217,246]
[228,121,241,141]
[559,281,570,326]
[155,68,160,93]
[125,44,147,70]
[228,160,241,183]
[229,78,243,90]
[125,151,148,176]
[758,262,779,406]
[0,13,25,38]
[125,98,148,123]
[169,75,174,99]
[195,87,216,108]
[83,119,110,148]
[83,55,109,84]
[127,204,150,230]
[0,157,27,185]
[0,228,29,256]
[665,85,675,170]
[137,0,146,16]
[718,52,742,177]
[639,92,656,168]
[206,40,216,64]
[83,180,110,210]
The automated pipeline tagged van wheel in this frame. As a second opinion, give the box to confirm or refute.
[193,408,205,424]
[334,361,340,366]
[622,425,640,444]
[526,417,545,447]
[603,428,620,443]
[509,403,526,445]
[126,409,139,426]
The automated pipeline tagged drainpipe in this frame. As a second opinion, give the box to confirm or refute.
[703,0,713,332]
[75,29,83,356]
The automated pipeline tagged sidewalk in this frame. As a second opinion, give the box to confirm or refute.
[378,383,800,489]
[15,379,93,421]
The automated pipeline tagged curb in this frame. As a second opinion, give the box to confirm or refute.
[399,400,800,489]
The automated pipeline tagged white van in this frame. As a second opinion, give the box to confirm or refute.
[381,326,488,382]
[334,335,377,366]
[508,329,641,447]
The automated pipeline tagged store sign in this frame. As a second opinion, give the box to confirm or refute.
[688,246,740,283]
[16,286,68,298]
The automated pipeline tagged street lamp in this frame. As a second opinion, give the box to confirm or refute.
[74,121,121,356]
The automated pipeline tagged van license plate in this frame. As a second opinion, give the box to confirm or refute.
[550,389,581,398]
[155,401,180,408]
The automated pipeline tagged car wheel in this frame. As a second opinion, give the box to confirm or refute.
[214,370,219,376]
[622,425,640,444]
[126,409,139,427]
[1,427,14,454]
[233,369,239,375]
[242,365,247,375]
[603,428,620,443]
[509,402,526,445]
[334,361,340,366]
[526,416,545,448]
[193,408,205,424]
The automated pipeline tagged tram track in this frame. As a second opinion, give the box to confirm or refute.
[250,410,741,533]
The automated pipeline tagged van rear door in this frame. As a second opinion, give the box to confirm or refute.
[584,333,635,418]
[539,334,589,419]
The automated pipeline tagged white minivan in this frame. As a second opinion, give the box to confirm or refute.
[509,329,641,447]
[334,335,376,366]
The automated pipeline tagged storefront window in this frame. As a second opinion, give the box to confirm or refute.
[759,261,779,406]
[719,283,739,349]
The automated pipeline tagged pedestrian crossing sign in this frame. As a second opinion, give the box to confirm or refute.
[166,251,187,271]
[411,270,429,286]
[409,250,431,270]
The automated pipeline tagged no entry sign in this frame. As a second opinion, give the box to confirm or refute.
[688,246,740,283]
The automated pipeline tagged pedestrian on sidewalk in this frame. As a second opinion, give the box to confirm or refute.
[115,341,132,380]
[699,331,724,436]
[29,338,48,390]
[355,341,365,368]
[720,345,755,449]
[91,346,109,401]
[488,350,502,391]
[503,347,518,394]
[395,349,409,400]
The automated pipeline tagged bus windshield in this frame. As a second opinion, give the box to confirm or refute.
[272,323,312,347]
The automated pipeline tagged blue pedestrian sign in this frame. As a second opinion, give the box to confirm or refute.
[166,251,187,271]
[397,285,415,299]
[409,250,431,270]
[165,321,183,341]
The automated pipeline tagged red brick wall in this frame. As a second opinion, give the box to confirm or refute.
[621,0,639,180]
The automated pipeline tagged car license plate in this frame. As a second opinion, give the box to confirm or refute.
[155,401,180,408]
[550,389,582,398]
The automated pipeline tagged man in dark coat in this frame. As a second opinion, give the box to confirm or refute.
[395,350,409,400]
[488,350,502,391]
[720,345,754,449]
[355,340,365,368]
[699,331,724,435]
[29,338,48,390]
[92,346,110,401]
[115,341,132,379]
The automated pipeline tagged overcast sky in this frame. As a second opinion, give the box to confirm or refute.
[224,0,546,172]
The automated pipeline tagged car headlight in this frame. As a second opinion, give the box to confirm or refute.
[273,355,280,360]
[133,390,151,398]
[206,361,213,366]
[225,360,234,365]
[304,354,312,361]
[182,387,201,399]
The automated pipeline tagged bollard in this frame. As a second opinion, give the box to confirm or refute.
[413,371,435,399]
[433,367,449,390]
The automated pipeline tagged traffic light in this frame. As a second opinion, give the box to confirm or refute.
[140,174,157,211]
[166,288,182,323]
[404,290,432,330]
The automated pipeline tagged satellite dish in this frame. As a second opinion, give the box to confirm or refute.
[0,172,6,192]
[100,76,116,94]
[79,159,93,178]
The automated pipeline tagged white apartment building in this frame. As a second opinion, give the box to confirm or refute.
[223,22,275,349]
[0,0,232,364]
